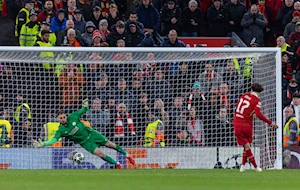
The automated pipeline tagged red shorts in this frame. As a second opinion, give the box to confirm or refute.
[234,125,253,146]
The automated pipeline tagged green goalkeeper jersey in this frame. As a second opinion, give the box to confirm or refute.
[52,106,92,144]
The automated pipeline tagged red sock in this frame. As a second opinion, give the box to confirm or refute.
[245,149,257,168]
[242,151,247,165]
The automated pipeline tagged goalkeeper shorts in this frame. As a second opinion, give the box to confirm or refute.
[80,130,109,154]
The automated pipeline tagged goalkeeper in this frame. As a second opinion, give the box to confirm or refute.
[33,99,135,169]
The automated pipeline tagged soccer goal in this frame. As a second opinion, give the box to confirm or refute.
[0,47,282,170]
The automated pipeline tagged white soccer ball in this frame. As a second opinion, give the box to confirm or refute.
[73,152,85,164]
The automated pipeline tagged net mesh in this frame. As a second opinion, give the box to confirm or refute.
[0,48,279,169]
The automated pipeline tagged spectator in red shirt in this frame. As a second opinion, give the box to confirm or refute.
[37,0,55,23]
[284,11,300,43]
[288,21,300,49]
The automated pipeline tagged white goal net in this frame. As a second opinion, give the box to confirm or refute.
[0,47,282,169]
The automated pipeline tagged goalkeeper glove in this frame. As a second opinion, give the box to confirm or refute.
[83,99,89,108]
[33,139,44,148]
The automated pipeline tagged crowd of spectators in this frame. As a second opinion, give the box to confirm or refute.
[0,0,300,148]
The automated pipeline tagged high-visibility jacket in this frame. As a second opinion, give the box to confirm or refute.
[243,57,253,78]
[14,103,32,122]
[43,122,62,147]
[36,40,54,70]
[144,120,165,147]
[276,43,291,52]
[15,8,30,37]
[0,119,12,148]
[19,22,40,46]
[283,117,300,147]
[233,58,241,75]
[38,31,57,46]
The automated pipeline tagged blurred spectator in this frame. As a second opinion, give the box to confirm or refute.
[154,98,169,132]
[283,78,299,107]
[135,0,160,39]
[112,0,127,16]
[171,61,194,97]
[257,0,273,46]
[58,63,85,111]
[284,1,300,28]
[37,0,55,23]
[64,0,77,20]
[207,0,229,37]
[114,103,136,146]
[0,110,13,148]
[15,0,34,37]
[161,29,186,47]
[144,108,165,147]
[81,0,93,21]
[282,51,293,89]
[81,21,96,46]
[98,19,110,43]
[225,0,246,38]
[283,105,299,147]
[218,82,231,110]
[176,107,205,146]
[83,57,101,92]
[19,10,40,46]
[106,3,122,30]
[88,73,112,105]
[199,62,223,94]
[86,98,110,135]
[277,36,292,53]
[37,21,56,46]
[290,92,300,124]
[128,22,144,47]
[135,93,150,139]
[169,96,184,143]
[107,20,131,46]
[53,0,63,11]
[113,78,136,112]
[206,106,234,146]
[147,68,171,104]
[32,0,42,13]
[186,81,206,112]
[91,5,104,28]
[221,59,242,99]
[91,29,102,46]
[13,91,32,147]
[125,11,144,34]
[160,0,182,36]
[56,20,83,46]
[0,66,17,106]
[284,11,300,43]
[152,0,168,11]
[137,32,157,47]
[73,9,86,34]
[35,29,53,47]
[1,0,22,20]
[92,0,110,17]
[288,21,300,49]
[181,0,203,37]
[130,78,144,98]
[275,0,293,35]
[50,8,67,34]
[241,4,267,46]
[116,39,125,47]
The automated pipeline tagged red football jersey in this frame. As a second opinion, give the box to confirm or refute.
[232,92,272,127]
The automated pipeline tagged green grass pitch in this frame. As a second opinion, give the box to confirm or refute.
[0,169,298,190]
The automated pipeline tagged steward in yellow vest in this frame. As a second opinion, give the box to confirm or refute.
[283,106,300,147]
[35,30,54,70]
[15,0,33,37]
[38,21,57,46]
[0,110,13,148]
[19,9,40,46]
[144,109,165,147]
[13,93,32,124]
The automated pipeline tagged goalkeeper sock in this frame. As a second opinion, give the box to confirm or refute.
[242,151,247,165]
[103,155,118,165]
[245,149,257,168]
[115,144,128,156]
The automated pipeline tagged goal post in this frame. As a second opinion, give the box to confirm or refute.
[0,47,282,169]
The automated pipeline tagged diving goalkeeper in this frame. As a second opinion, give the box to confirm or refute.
[33,99,135,169]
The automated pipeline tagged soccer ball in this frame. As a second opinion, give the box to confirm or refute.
[73,152,85,164]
